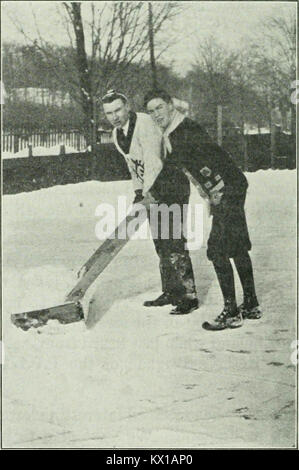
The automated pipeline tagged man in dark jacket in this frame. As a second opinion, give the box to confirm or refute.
[144,88,261,330]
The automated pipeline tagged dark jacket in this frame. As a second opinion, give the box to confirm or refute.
[150,118,247,202]
[150,159,190,205]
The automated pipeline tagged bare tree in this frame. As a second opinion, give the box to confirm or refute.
[190,36,240,131]
[229,50,259,132]
[191,37,271,169]
[63,3,93,140]
[250,9,296,134]
[193,37,242,111]
[5,1,180,146]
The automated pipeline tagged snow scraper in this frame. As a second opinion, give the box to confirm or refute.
[11,207,144,330]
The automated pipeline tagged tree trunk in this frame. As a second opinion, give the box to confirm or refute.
[71,3,94,147]
[148,3,157,88]
[270,109,277,169]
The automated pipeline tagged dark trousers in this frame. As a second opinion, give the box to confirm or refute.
[207,188,258,306]
[147,200,197,303]
[212,252,258,307]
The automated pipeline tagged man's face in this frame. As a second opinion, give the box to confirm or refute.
[146,97,174,130]
[103,98,130,129]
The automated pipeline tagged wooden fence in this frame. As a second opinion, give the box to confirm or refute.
[2,128,113,154]
[2,127,295,171]
[3,145,130,195]
[207,126,295,171]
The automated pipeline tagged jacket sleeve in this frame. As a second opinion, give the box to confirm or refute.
[138,116,163,194]
[148,124,219,200]
[172,125,247,197]
[171,126,224,194]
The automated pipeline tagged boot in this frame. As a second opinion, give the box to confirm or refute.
[143,292,173,307]
[238,295,262,320]
[202,299,243,331]
[169,298,199,315]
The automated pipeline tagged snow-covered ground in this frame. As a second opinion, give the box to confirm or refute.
[2,170,297,449]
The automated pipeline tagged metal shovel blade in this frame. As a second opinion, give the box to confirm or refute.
[11,302,84,331]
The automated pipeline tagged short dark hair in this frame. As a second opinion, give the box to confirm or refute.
[102,89,128,105]
[143,88,172,108]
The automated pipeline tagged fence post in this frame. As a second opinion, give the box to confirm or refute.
[270,121,277,169]
[243,134,248,171]
[9,131,13,153]
[13,133,19,153]
[76,132,80,151]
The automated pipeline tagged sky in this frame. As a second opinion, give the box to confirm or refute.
[1,1,297,74]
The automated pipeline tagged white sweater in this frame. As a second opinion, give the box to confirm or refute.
[112,112,163,194]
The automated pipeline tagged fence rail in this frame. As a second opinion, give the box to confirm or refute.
[2,128,113,154]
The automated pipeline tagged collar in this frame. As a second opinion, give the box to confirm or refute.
[162,110,185,154]
[164,110,185,137]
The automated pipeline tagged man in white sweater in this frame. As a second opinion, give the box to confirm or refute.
[102,90,162,199]
[102,89,198,314]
